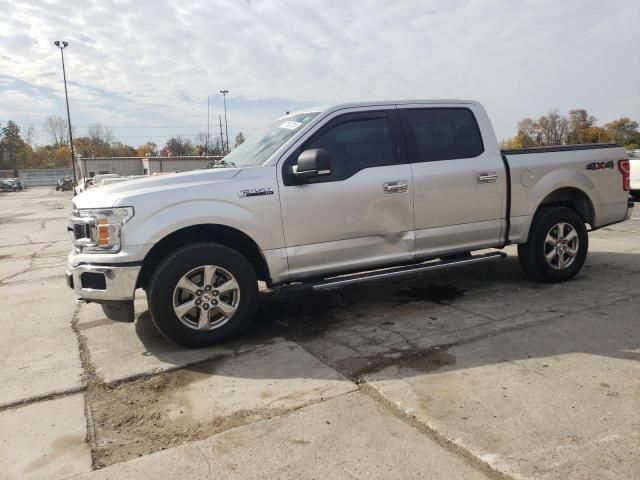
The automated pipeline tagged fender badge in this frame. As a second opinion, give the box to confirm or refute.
[586,160,614,171]
[239,187,274,198]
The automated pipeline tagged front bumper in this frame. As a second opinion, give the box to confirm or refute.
[65,262,141,301]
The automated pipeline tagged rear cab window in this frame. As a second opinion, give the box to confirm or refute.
[400,108,484,162]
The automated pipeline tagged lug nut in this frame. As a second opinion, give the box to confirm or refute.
[202,303,209,310]
[212,299,218,305]
[204,285,212,291]
[195,298,202,305]
[212,290,219,296]
[196,290,203,296]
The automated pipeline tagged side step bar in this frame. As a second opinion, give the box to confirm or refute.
[303,251,506,291]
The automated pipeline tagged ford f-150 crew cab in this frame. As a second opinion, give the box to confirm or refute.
[66,100,634,347]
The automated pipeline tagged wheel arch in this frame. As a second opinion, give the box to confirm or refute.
[137,224,271,290]
[536,187,596,227]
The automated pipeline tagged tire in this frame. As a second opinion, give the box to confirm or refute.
[517,206,588,283]
[148,242,258,348]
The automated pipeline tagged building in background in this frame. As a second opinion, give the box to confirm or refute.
[77,156,222,179]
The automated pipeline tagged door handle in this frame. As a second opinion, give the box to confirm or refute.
[477,172,498,184]
[383,181,408,194]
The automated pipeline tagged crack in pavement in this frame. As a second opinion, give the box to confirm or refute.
[70,302,103,470]
[0,241,60,285]
[358,384,514,480]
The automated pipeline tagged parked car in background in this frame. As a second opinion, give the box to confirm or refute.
[89,174,122,188]
[0,179,16,192]
[56,177,74,191]
[75,177,94,195]
[629,149,640,200]
[99,177,128,187]
[9,178,24,190]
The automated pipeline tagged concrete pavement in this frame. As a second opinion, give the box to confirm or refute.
[0,187,638,479]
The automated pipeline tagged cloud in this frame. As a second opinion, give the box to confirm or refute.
[0,0,638,146]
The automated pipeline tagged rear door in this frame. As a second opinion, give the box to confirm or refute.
[398,105,505,258]
[278,109,414,280]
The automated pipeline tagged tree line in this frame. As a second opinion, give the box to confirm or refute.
[0,115,245,171]
[501,108,640,149]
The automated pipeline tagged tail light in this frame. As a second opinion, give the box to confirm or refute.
[618,159,630,191]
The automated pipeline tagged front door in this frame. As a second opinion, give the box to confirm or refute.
[278,110,414,280]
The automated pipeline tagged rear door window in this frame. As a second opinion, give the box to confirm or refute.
[401,108,484,162]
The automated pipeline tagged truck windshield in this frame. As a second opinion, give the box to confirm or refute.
[220,112,320,167]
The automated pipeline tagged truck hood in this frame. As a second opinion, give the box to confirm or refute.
[73,168,241,209]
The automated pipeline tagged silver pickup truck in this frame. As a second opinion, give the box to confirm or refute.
[66,100,634,347]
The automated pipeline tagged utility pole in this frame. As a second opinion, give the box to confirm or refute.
[219,89,229,153]
[219,115,224,156]
[54,40,77,183]
[207,95,210,156]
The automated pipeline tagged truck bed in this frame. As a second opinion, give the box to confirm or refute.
[501,143,630,243]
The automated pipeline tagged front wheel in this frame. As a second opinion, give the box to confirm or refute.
[148,242,258,348]
[518,207,588,283]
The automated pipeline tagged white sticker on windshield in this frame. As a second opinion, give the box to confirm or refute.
[279,121,302,130]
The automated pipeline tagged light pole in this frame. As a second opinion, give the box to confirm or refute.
[219,89,229,153]
[207,95,210,156]
[54,40,77,183]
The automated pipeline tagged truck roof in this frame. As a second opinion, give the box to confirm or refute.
[284,99,481,118]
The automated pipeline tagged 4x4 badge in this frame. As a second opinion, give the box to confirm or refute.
[586,161,614,171]
[239,187,274,198]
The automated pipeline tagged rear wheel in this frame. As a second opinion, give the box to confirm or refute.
[148,242,258,347]
[518,207,588,282]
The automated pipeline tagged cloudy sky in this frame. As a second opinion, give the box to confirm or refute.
[1,0,638,148]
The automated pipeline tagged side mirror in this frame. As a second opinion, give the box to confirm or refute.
[293,148,331,181]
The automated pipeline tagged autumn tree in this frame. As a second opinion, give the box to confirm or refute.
[29,146,51,168]
[567,109,596,144]
[43,115,69,148]
[580,127,611,144]
[235,132,245,148]
[536,110,567,146]
[604,118,639,146]
[164,136,193,156]
[52,145,72,166]
[136,142,158,157]
[23,124,35,147]
[110,141,136,157]
[87,123,114,157]
[208,137,224,156]
[73,137,94,158]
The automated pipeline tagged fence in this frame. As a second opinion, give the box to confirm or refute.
[3,155,225,187]
[18,168,74,186]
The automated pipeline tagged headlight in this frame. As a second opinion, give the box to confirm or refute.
[70,207,134,253]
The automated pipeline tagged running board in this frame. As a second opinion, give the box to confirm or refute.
[304,251,506,291]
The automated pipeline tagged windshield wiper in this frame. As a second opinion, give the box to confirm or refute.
[207,159,237,169]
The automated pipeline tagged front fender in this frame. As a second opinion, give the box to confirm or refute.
[123,197,285,252]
